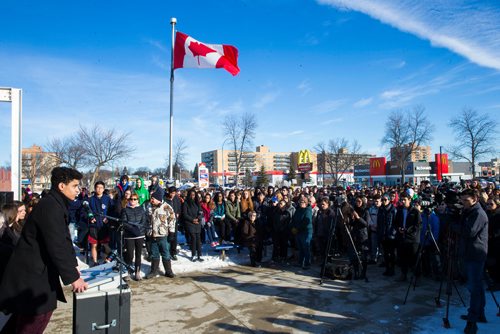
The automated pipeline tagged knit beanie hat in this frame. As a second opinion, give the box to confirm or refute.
[151,188,164,202]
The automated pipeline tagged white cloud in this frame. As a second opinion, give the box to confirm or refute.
[380,90,403,99]
[297,80,312,96]
[270,130,304,138]
[311,99,346,114]
[318,0,500,71]
[253,91,279,109]
[324,118,343,124]
[353,97,373,108]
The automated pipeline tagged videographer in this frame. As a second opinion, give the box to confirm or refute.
[415,199,441,280]
[455,189,488,334]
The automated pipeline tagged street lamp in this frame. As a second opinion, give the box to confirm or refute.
[221,138,230,186]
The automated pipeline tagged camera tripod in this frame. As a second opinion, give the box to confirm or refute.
[319,203,365,284]
[435,227,466,328]
[403,208,451,304]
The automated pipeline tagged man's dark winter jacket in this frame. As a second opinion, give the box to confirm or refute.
[458,202,488,262]
[377,203,397,241]
[394,206,422,244]
[0,190,79,315]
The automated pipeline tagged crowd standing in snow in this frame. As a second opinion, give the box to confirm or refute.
[1,173,499,333]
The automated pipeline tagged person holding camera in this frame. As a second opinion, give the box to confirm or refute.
[456,189,489,334]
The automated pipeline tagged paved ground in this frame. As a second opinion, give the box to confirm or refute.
[46,262,455,334]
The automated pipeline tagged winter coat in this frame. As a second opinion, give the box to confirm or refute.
[314,207,335,238]
[291,205,313,239]
[120,205,148,238]
[0,190,79,315]
[183,200,203,234]
[89,194,112,228]
[395,206,422,244]
[271,207,292,234]
[377,203,397,241]
[240,219,257,248]
[225,200,241,223]
[351,207,369,245]
[368,205,379,232]
[149,202,176,238]
[457,202,488,262]
[420,211,440,246]
[213,202,226,219]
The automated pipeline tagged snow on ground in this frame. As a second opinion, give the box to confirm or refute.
[76,232,262,277]
[76,233,500,333]
[413,292,499,334]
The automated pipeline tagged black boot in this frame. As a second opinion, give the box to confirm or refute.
[145,259,160,279]
[464,321,477,334]
[162,259,175,278]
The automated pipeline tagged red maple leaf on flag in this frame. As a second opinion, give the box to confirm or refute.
[188,41,215,65]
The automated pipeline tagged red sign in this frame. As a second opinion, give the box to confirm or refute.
[369,157,386,176]
[298,163,313,172]
[435,154,449,181]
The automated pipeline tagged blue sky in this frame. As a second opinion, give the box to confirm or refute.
[1,0,499,171]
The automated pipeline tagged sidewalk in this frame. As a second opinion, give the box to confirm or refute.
[45,247,500,333]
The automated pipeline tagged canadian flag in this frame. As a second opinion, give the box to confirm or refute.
[173,31,240,76]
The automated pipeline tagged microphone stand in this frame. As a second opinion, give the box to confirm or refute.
[93,212,129,334]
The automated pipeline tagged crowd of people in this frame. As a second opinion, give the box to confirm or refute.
[1,174,498,333]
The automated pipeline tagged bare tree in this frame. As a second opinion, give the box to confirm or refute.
[223,112,257,185]
[77,125,133,187]
[22,150,58,189]
[46,137,87,169]
[135,167,151,178]
[173,138,188,170]
[316,138,367,186]
[448,108,498,176]
[382,105,434,183]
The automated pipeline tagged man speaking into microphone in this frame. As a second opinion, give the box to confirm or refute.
[0,167,88,333]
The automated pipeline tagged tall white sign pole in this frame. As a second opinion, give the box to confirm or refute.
[0,87,22,200]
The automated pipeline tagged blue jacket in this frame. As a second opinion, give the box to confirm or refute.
[291,205,313,239]
[89,194,112,228]
[420,211,440,246]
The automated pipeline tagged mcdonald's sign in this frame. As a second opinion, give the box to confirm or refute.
[298,149,311,164]
[369,157,386,176]
[435,154,449,181]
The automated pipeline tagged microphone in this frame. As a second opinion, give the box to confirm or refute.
[81,201,94,218]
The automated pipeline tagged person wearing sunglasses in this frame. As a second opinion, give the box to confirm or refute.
[120,195,148,281]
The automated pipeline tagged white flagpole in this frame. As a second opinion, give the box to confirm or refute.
[169,17,177,181]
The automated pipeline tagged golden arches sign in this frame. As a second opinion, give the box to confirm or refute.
[371,159,381,169]
[298,150,311,164]
[441,155,448,165]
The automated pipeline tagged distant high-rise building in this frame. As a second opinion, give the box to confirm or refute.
[390,144,431,162]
